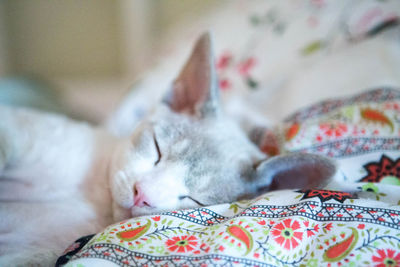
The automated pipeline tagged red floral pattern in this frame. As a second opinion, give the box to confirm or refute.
[237,57,256,77]
[216,52,232,70]
[271,219,303,250]
[66,189,400,266]
[319,122,348,138]
[165,235,198,253]
[304,221,320,237]
[372,249,400,267]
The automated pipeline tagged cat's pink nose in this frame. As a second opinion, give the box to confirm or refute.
[133,183,152,207]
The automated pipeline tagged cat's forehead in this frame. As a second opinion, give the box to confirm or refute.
[143,106,210,141]
[145,106,263,160]
[148,106,245,140]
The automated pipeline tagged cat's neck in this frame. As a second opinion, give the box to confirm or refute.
[81,129,120,228]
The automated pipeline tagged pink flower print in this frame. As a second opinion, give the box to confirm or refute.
[324,223,333,231]
[271,218,303,250]
[319,122,348,138]
[219,78,231,90]
[372,249,400,267]
[306,223,320,237]
[384,102,400,111]
[238,57,256,77]
[257,220,266,226]
[216,52,232,70]
[151,216,161,221]
[165,235,198,253]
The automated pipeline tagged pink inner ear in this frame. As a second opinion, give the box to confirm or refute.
[170,65,210,115]
[166,33,215,116]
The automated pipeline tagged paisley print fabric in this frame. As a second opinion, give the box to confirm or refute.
[62,189,400,267]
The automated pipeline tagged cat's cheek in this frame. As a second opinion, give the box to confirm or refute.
[110,170,134,209]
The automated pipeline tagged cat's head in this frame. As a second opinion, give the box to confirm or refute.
[110,33,338,221]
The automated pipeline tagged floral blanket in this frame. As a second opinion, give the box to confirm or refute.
[59,189,399,267]
[59,88,400,266]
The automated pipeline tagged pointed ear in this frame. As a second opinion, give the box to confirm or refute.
[253,153,338,192]
[163,32,220,118]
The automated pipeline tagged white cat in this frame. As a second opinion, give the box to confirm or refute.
[0,33,337,266]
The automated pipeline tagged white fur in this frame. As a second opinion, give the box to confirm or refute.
[0,105,196,265]
[0,106,115,265]
[0,101,266,266]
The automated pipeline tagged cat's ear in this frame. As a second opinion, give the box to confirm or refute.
[253,153,338,193]
[163,32,220,118]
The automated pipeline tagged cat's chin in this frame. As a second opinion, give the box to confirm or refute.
[114,203,201,221]
[130,206,167,217]
[130,203,202,218]
[112,204,168,221]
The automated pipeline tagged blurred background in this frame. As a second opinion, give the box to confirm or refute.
[1,0,400,126]
[0,0,224,122]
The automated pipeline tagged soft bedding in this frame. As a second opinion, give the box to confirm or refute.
[59,188,399,267]
[59,88,400,266]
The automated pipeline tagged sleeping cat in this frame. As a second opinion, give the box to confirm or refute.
[0,33,337,266]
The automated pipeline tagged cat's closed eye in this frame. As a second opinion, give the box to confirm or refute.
[178,196,205,206]
[153,134,162,165]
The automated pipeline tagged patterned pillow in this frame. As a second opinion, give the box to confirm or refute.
[60,188,400,267]
[276,88,400,199]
